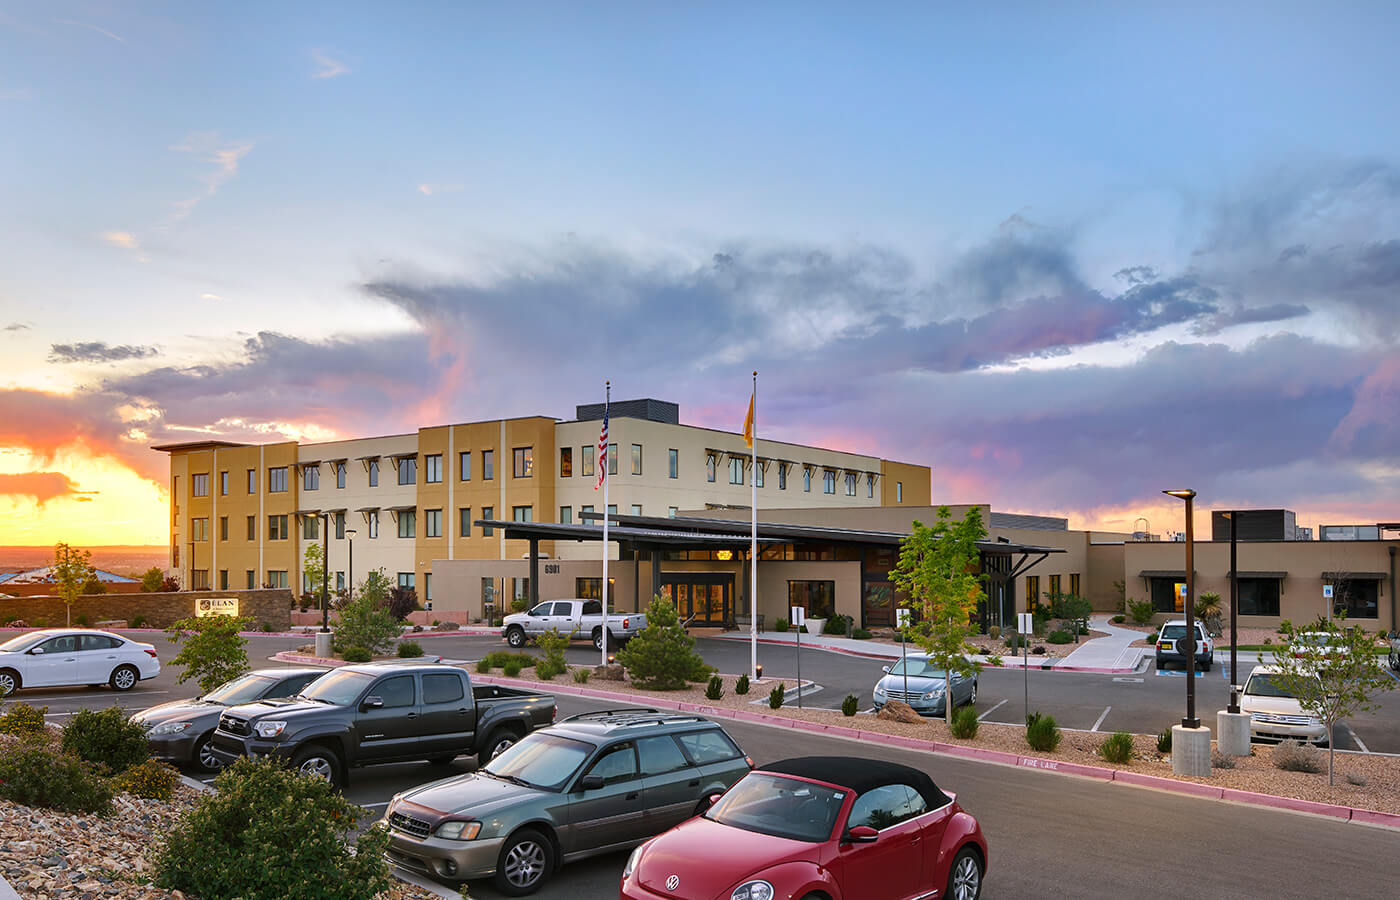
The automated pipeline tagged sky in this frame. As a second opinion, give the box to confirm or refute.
[2,2,1398,546]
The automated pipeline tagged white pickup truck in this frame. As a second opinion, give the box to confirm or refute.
[501,599,647,650]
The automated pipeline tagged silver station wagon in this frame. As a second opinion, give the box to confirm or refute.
[382,708,752,896]
[872,654,978,717]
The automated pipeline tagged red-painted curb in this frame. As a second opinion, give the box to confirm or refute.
[1110,770,1222,799]
[1218,786,1350,820]
[1349,807,1400,829]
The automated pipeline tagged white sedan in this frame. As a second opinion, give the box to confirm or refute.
[0,629,161,694]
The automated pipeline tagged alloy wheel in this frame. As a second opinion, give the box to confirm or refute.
[951,854,981,900]
[113,668,136,690]
[504,839,546,889]
[198,741,223,771]
[299,756,335,781]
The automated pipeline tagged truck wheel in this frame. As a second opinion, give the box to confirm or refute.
[109,665,139,692]
[494,827,554,896]
[484,727,521,760]
[506,626,527,648]
[292,745,343,787]
[591,628,605,650]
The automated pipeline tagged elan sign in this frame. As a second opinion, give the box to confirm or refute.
[195,596,240,617]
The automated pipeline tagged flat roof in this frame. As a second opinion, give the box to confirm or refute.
[151,440,248,452]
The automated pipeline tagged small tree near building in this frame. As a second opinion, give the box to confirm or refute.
[302,543,327,609]
[889,506,997,726]
[52,542,98,627]
[140,567,165,592]
[616,596,713,690]
[166,615,252,694]
[1269,614,1398,785]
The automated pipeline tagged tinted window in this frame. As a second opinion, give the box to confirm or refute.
[423,673,465,704]
[268,674,319,698]
[582,600,603,615]
[677,729,741,765]
[529,603,553,616]
[374,675,415,708]
[904,785,930,817]
[38,635,77,654]
[79,634,119,651]
[584,742,639,785]
[487,732,594,791]
[637,735,690,775]
[299,669,374,705]
[707,773,843,842]
[848,784,916,830]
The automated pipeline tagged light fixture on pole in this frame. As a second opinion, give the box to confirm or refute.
[1163,490,1199,729]
[346,528,357,601]
[320,513,330,634]
[1223,510,1239,714]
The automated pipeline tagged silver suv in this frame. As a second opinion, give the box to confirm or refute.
[1155,619,1214,671]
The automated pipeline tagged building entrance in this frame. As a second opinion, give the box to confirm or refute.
[659,574,732,625]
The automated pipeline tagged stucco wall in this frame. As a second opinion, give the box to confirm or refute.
[0,589,293,629]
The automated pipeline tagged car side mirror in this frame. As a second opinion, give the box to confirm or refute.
[700,792,723,812]
[881,666,890,674]
[579,774,605,791]
[362,696,384,710]
[29,647,44,655]
[846,825,879,843]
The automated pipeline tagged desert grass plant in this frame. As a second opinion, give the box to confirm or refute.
[0,741,114,814]
[1272,739,1324,774]
[1098,730,1133,764]
[705,675,724,700]
[774,617,790,632]
[156,756,392,900]
[340,647,372,663]
[950,705,979,739]
[396,640,424,658]
[842,694,859,717]
[572,667,590,684]
[735,674,750,695]
[1025,712,1061,752]
[475,658,493,674]
[1156,727,1173,753]
[61,705,150,774]
[502,659,524,677]
[769,683,785,709]
[1211,749,1237,770]
[113,758,182,800]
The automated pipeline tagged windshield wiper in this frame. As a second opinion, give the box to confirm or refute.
[485,771,534,788]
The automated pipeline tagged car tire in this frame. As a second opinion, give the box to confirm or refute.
[592,628,612,651]
[292,745,343,787]
[109,664,139,692]
[1390,651,1399,672]
[483,727,521,761]
[947,846,983,900]
[966,681,977,706]
[193,733,223,774]
[494,827,553,896]
[1201,658,1213,672]
[506,626,527,648]
[0,668,19,696]
[1155,654,1165,670]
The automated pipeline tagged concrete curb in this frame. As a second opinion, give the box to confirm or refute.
[0,875,21,900]
[708,632,1143,673]
[471,674,1400,832]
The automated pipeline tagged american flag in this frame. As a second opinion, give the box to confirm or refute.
[595,403,609,490]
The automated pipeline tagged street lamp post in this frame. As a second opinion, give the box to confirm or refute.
[320,514,330,633]
[1227,510,1239,714]
[346,528,357,601]
[1163,489,1199,729]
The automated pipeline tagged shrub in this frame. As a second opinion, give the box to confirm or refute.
[1272,739,1324,773]
[386,586,419,621]
[735,674,750,695]
[155,756,393,900]
[616,596,713,690]
[260,621,274,633]
[1127,598,1155,626]
[74,614,91,628]
[502,660,524,677]
[572,667,590,684]
[1025,712,1061,752]
[475,658,492,674]
[333,588,401,658]
[1156,727,1172,753]
[0,701,49,738]
[61,706,150,774]
[1047,630,1073,645]
[705,676,724,700]
[1031,645,1046,655]
[852,628,872,639]
[165,614,252,695]
[1004,632,1029,650]
[988,625,1001,640]
[774,617,790,633]
[535,628,570,680]
[1346,771,1368,786]
[768,683,785,709]
[1211,750,1236,770]
[0,741,114,814]
[535,659,566,679]
[950,705,979,739]
[33,618,48,627]
[1110,615,1126,624]
[1099,731,1134,764]
[140,566,165,592]
[823,616,847,636]
[114,759,181,800]
[396,641,424,658]
[340,647,373,663]
[842,694,858,717]
[510,597,530,613]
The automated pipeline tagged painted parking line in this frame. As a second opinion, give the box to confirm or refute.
[976,699,1007,722]
[46,706,153,718]
[1091,707,1112,732]
[1112,677,1144,684]
[11,689,171,702]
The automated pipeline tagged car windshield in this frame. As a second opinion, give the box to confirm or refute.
[886,658,945,678]
[0,633,44,652]
[1159,625,1202,640]
[297,670,373,705]
[706,772,845,842]
[1294,634,1339,649]
[205,674,279,705]
[1244,673,1309,699]
[484,732,594,791]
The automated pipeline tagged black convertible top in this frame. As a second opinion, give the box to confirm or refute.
[759,756,950,809]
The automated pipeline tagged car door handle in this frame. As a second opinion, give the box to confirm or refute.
[625,791,640,801]
[456,708,470,715]
[406,712,418,719]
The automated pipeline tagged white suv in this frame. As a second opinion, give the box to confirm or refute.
[1155,620,1214,671]
[1240,664,1328,745]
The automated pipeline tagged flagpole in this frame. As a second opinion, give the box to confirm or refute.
[750,370,758,682]
[601,381,610,668]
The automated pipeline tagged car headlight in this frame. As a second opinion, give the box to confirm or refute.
[434,820,481,840]
[148,720,193,736]
[922,687,944,699]
[623,843,646,880]
[253,720,287,739]
[732,881,774,900]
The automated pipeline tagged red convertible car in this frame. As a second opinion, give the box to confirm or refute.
[620,756,987,900]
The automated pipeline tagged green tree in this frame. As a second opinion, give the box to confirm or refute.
[616,596,713,689]
[140,566,165,592]
[889,506,995,725]
[333,569,400,656]
[359,567,391,606]
[1268,614,1398,784]
[166,615,252,694]
[302,542,327,608]
[52,542,97,627]
[1046,591,1093,642]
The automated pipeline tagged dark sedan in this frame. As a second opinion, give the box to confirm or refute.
[130,667,325,771]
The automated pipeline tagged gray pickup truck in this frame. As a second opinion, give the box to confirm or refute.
[501,598,647,650]
[209,663,555,786]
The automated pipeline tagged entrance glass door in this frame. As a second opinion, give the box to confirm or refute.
[660,575,732,625]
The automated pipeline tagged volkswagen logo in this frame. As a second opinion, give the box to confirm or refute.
[665,874,680,891]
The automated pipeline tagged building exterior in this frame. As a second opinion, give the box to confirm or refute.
[154,399,931,609]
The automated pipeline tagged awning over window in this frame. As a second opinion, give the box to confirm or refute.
[293,509,321,517]
[389,452,417,461]
[1227,571,1288,579]
[1139,569,1190,578]
[1322,571,1387,579]
[324,457,348,465]
[354,506,380,513]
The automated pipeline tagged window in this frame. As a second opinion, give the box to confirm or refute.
[266,569,288,588]
[1070,573,1081,597]
[580,504,594,524]
[608,443,618,476]
[729,458,744,485]
[367,512,379,539]
[896,481,903,502]
[459,451,471,481]
[173,475,178,503]
[560,447,572,477]
[247,468,256,493]
[191,569,209,589]
[1331,578,1379,619]
[1237,578,1281,616]
[576,577,616,602]
[867,474,875,498]
[220,471,229,495]
[397,572,415,589]
[376,675,416,708]
[336,462,346,489]
[219,516,228,541]
[368,459,379,486]
[193,473,209,497]
[191,517,209,541]
[245,570,256,589]
[219,569,228,590]
[1026,575,1040,613]
[559,506,572,524]
[607,504,617,518]
[269,467,288,493]
[706,453,716,483]
[1048,574,1061,600]
[676,729,741,764]
[423,673,464,705]
[511,577,530,602]
[246,515,256,540]
[788,580,835,620]
[334,512,345,540]
[584,742,639,786]
[848,784,923,831]
[425,508,442,538]
[513,505,533,522]
[303,465,319,491]
[482,450,494,480]
[1149,578,1181,613]
[622,503,637,517]
[397,456,416,485]
[754,462,764,488]
[637,735,690,775]
[803,467,812,492]
[425,454,442,483]
[668,448,678,479]
[336,571,345,591]
[668,506,678,517]
[823,470,836,494]
[459,507,472,537]
[631,443,642,475]
[482,506,494,536]
[303,515,319,541]
[778,463,787,490]
[172,542,179,567]
[398,510,416,539]
[513,447,533,478]
[582,445,595,477]
[482,578,496,609]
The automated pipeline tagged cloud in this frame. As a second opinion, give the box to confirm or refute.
[0,387,159,481]
[168,132,254,223]
[311,52,349,79]
[417,183,464,196]
[200,293,222,301]
[0,472,82,505]
[4,322,29,332]
[48,342,160,364]
[100,231,140,250]
[54,19,125,43]
[1190,302,1311,336]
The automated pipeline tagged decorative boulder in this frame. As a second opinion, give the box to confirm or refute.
[877,699,923,724]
